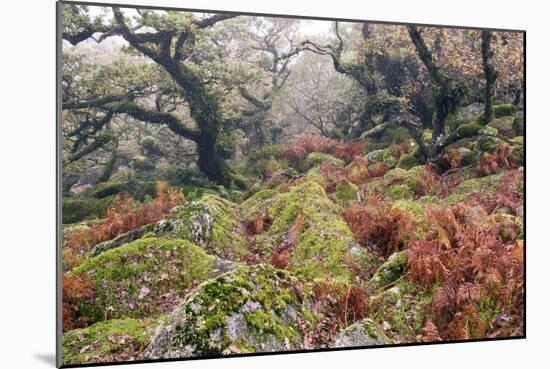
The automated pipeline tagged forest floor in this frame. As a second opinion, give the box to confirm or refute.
[61,112,524,365]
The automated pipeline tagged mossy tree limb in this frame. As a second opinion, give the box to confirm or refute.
[62,7,244,188]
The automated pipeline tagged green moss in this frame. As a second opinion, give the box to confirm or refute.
[368,281,436,341]
[368,251,407,291]
[476,135,500,153]
[443,173,502,206]
[73,238,217,322]
[335,318,390,346]
[489,116,515,134]
[456,122,483,137]
[131,155,155,171]
[510,136,525,164]
[511,136,524,145]
[422,129,433,143]
[165,264,316,355]
[384,183,414,200]
[91,180,156,200]
[62,196,115,224]
[392,199,424,218]
[384,126,411,144]
[244,145,289,178]
[240,189,279,221]
[306,152,345,168]
[397,153,419,170]
[513,113,525,136]
[62,318,161,365]
[382,166,427,201]
[457,147,475,166]
[382,149,398,168]
[304,165,328,186]
[169,194,248,259]
[493,103,516,118]
[480,126,499,136]
[264,181,363,281]
[334,181,359,202]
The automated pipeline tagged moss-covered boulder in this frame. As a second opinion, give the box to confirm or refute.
[62,318,161,365]
[443,173,503,206]
[511,136,525,164]
[493,103,516,118]
[239,189,279,221]
[397,153,419,170]
[242,181,370,281]
[333,181,359,203]
[367,281,435,342]
[455,122,483,137]
[141,264,320,359]
[72,238,220,323]
[457,147,475,166]
[489,116,516,137]
[157,194,248,260]
[368,251,407,291]
[365,148,398,168]
[246,146,290,177]
[365,149,385,162]
[382,166,429,201]
[306,152,345,168]
[333,318,390,347]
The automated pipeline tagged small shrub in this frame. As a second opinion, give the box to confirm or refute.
[62,274,96,332]
[311,281,369,344]
[407,204,524,340]
[67,182,183,253]
[284,134,365,164]
[476,144,518,176]
[343,195,414,257]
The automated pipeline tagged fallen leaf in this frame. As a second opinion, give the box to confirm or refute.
[138,286,150,299]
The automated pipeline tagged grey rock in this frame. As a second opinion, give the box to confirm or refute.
[333,318,391,347]
[366,149,385,162]
[140,264,317,359]
[91,223,154,256]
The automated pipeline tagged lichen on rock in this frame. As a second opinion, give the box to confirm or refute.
[158,193,248,260]
[333,318,390,347]
[141,264,319,359]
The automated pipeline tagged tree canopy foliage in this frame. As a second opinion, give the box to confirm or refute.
[62,5,523,188]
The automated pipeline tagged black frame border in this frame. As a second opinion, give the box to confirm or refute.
[56,1,527,368]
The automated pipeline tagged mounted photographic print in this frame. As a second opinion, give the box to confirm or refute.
[57,1,525,367]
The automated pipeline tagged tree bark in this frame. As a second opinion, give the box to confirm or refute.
[481,31,498,125]
[113,8,242,186]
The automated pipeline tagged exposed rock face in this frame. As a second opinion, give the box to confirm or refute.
[333,318,390,347]
[141,264,319,359]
